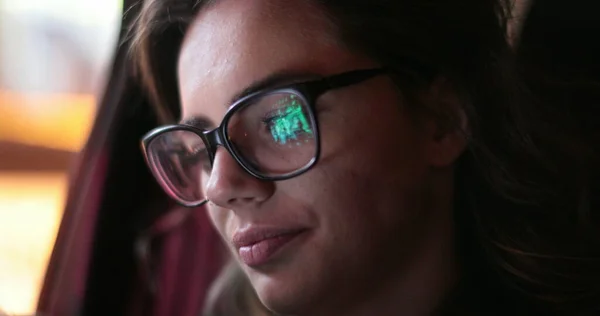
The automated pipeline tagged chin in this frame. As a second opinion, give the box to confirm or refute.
[247,267,315,315]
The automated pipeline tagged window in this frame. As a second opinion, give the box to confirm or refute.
[0,1,122,314]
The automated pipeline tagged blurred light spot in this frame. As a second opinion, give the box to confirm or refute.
[0,172,68,315]
[0,91,96,152]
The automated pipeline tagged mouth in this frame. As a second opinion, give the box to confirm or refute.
[232,227,308,267]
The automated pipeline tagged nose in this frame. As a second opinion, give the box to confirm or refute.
[205,147,275,209]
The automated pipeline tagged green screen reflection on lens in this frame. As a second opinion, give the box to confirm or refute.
[269,95,313,145]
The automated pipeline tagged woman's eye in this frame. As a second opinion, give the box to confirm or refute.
[182,146,207,161]
[164,144,205,164]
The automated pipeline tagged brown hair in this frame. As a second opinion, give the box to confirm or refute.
[129,0,600,315]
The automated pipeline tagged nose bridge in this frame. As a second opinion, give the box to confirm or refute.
[206,144,274,208]
[204,128,243,202]
[203,123,277,207]
[203,126,249,186]
[204,127,227,158]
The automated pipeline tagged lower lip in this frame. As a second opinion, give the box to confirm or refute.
[238,231,305,267]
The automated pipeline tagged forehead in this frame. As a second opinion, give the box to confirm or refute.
[176,0,370,119]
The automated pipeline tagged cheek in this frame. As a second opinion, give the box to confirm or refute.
[317,84,429,191]
[295,87,432,256]
[207,206,230,241]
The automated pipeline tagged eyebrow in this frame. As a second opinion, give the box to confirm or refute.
[179,70,320,129]
[180,116,213,130]
[229,70,319,105]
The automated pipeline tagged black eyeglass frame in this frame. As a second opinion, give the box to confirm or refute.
[141,68,389,207]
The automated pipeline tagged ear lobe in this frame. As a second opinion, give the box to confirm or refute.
[428,120,468,167]
[421,77,469,167]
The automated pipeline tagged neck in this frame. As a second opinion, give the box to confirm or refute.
[356,216,457,316]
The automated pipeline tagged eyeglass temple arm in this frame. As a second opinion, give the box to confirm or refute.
[324,68,389,89]
[323,59,436,91]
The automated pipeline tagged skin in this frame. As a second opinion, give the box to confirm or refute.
[177,0,467,315]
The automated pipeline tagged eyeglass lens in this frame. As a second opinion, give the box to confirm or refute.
[146,92,318,204]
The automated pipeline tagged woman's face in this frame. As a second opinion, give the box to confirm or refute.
[178,0,459,313]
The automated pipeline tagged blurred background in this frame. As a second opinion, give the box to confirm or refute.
[0,0,122,314]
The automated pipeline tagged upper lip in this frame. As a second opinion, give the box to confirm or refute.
[232,226,307,249]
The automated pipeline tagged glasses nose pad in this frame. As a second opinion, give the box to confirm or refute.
[202,128,227,153]
[203,127,228,163]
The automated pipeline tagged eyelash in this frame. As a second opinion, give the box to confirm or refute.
[261,113,281,126]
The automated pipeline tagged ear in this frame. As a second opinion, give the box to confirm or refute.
[419,77,469,168]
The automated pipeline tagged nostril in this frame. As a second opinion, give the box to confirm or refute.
[227,197,255,205]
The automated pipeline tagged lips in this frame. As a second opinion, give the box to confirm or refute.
[232,227,307,267]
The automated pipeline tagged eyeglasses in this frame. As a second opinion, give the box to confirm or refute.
[141,68,388,207]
